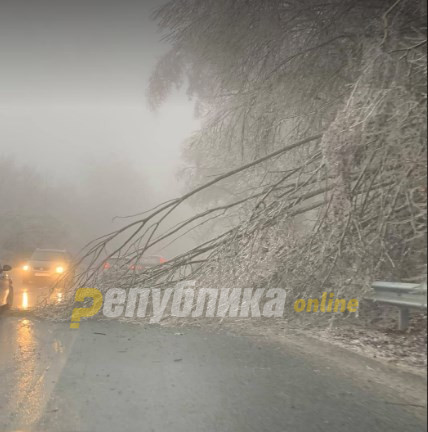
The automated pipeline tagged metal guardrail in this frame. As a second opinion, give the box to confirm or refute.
[366,282,427,330]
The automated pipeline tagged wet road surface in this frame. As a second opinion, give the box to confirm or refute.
[0,276,426,432]
[9,271,66,311]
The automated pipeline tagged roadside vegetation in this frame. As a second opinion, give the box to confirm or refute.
[81,0,426,299]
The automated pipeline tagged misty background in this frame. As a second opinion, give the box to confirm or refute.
[0,0,199,261]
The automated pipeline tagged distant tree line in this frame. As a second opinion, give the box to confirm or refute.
[0,157,152,264]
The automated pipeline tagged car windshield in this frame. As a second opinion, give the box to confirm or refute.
[31,251,69,262]
[107,257,126,265]
[138,256,162,266]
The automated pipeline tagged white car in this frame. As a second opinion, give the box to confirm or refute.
[22,249,73,284]
[0,263,13,308]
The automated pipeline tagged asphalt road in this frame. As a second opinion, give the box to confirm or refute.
[0,277,426,432]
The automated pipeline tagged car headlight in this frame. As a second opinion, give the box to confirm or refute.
[55,266,65,274]
[23,265,30,272]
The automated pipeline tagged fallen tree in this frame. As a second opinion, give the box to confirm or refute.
[74,1,426,297]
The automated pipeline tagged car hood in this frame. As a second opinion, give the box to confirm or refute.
[29,260,67,269]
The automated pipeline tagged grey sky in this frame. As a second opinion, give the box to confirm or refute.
[0,0,198,197]
[0,0,163,103]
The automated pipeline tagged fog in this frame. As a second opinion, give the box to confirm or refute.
[0,0,199,261]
